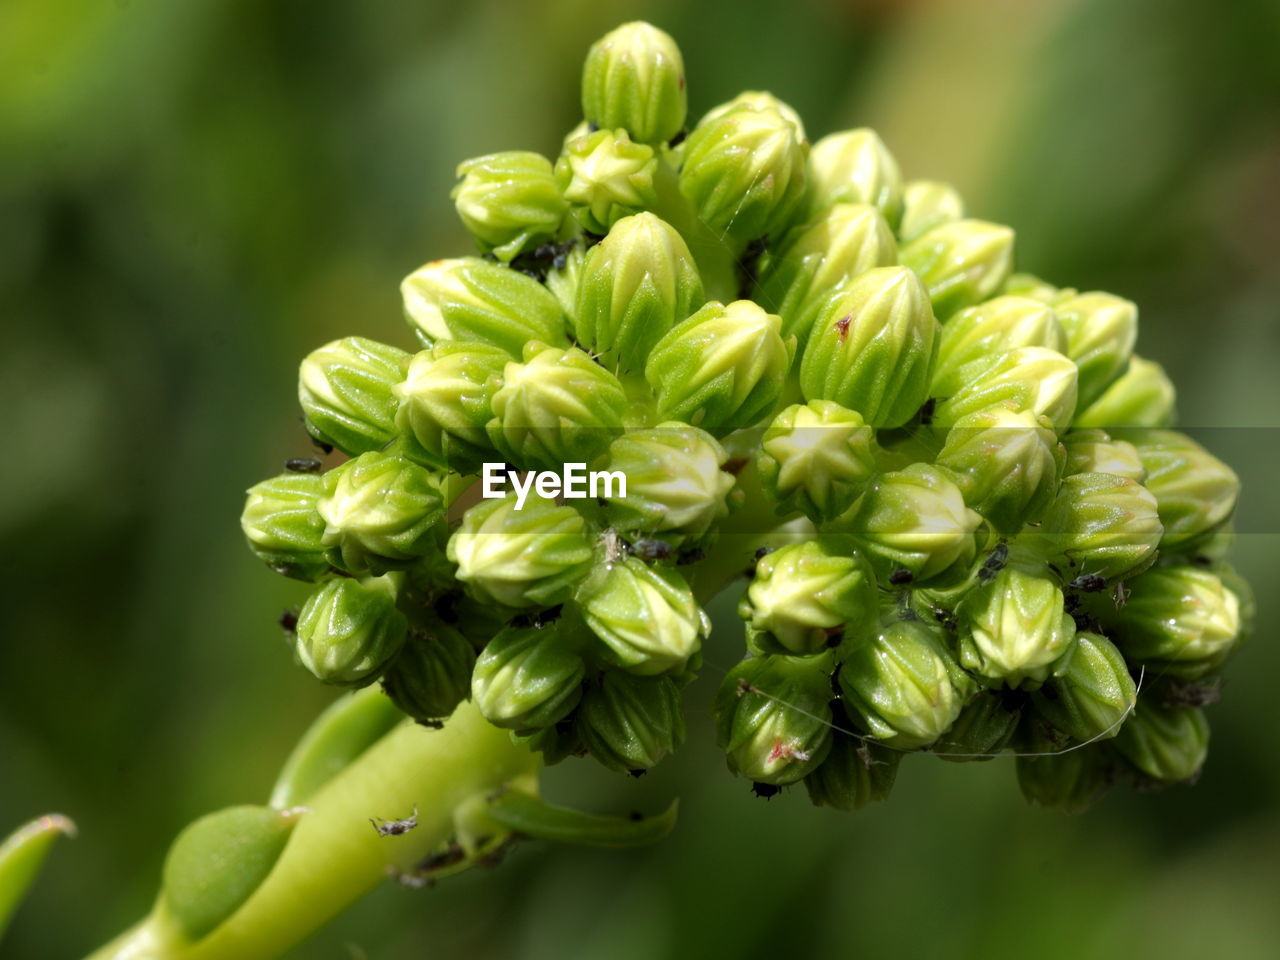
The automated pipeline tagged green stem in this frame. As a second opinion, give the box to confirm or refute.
[87,704,538,960]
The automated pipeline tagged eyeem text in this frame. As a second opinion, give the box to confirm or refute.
[481,463,626,510]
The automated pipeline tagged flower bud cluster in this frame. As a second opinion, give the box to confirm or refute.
[241,21,1247,810]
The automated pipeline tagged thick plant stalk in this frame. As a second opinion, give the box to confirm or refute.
[87,703,539,960]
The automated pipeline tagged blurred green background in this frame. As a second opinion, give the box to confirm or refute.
[3,0,1279,957]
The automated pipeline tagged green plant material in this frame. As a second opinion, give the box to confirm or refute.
[1118,429,1240,550]
[240,474,329,581]
[578,672,685,772]
[932,345,1079,432]
[452,151,568,262]
[294,575,407,686]
[957,564,1077,688]
[898,219,1015,318]
[805,128,903,226]
[1030,632,1136,742]
[1062,429,1146,482]
[1053,292,1138,409]
[380,621,477,723]
[932,691,1021,761]
[557,130,661,236]
[581,22,686,146]
[897,179,964,242]
[1113,698,1210,783]
[1034,471,1163,580]
[487,791,678,848]
[757,400,877,523]
[298,337,409,456]
[930,295,1064,397]
[804,734,900,810]
[0,814,75,941]
[1015,723,1116,813]
[471,624,585,731]
[1072,355,1176,428]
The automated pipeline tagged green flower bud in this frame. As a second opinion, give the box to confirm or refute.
[451,151,568,262]
[715,654,834,785]
[1053,292,1138,410]
[295,575,407,686]
[798,266,938,428]
[806,129,903,226]
[757,400,877,524]
[932,346,1079,433]
[471,623,585,731]
[544,242,587,324]
[698,91,805,141]
[581,22,687,146]
[241,473,328,580]
[932,691,1021,761]
[317,452,444,574]
[1119,429,1240,550]
[556,129,659,235]
[1036,472,1163,581]
[899,219,1015,318]
[754,203,898,349]
[401,258,567,356]
[1072,355,1176,429]
[392,341,507,472]
[1062,429,1146,482]
[1092,566,1240,679]
[838,620,971,749]
[646,300,792,435]
[956,565,1076,688]
[1001,272,1066,303]
[380,620,476,723]
[931,295,1065,398]
[447,494,592,609]
[1031,632,1136,742]
[572,212,704,373]
[1112,698,1209,783]
[578,555,709,675]
[897,179,964,242]
[1015,723,1116,813]
[935,408,1065,534]
[838,463,981,584]
[162,806,304,942]
[741,541,877,655]
[679,105,807,251]
[578,672,686,772]
[600,423,734,544]
[488,343,627,469]
[298,337,409,456]
[804,732,899,810]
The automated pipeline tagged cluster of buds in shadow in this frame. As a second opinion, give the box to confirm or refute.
[241,20,1249,811]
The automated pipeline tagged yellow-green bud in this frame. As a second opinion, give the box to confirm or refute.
[838,620,971,749]
[754,203,898,349]
[1015,724,1116,813]
[393,341,507,472]
[931,295,1065,398]
[298,337,409,456]
[1053,292,1138,410]
[577,555,708,675]
[803,733,899,810]
[679,105,807,251]
[578,672,685,772]
[161,806,303,942]
[317,452,444,574]
[897,179,964,242]
[401,258,567,356]
[956,565,1077,688]
[295,574,407,685]
[1036,472,1163,581]
[241,473,328,581]
[715,654,834,785]
[899,219,1015,318]
[1112,698,1209,783]
[556,129,659,235]
[581,22,687,146]
[1119,429,1240,550]
[471,623,585,731]
[932,691,1021,761]
[757,400,877,523]
[838,463,981,584]
[698,90,805,141]
[600,423,734,545]
[573,212,704,373]
[935,408,1065,534]
[741,541,878,655]
[1002,272,1067,303]
[805,129,903,226]
[933,346,1079,433]
[451,151,568,262]
[447,494,592,609]
[380,620,476,723]
[1092,566,1240,679]
[1072,355,1176,429]
[646,300,792,435]
[1031,631,1136,742]
[488,343,627,469]
[798,266,939,428]
[1062,429,1146,482]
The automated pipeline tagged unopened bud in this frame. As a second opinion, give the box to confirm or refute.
[804,732,899,810]
[1072,355,1176,429]
[1035,472,1163,581]
[452,151,567,262]
[556,129,659,235]
[897,179,964,242]
[1062,429,1146,482]
[932,691,1021,761]
[957,564,1076,688]
[1119,429,1240,550]
[1015,722,1116,813]
[471,623,585,731]
[241,473,328,581]
[1031,632,1136,742]
[698,91,805,141]
[931,295,1064,398]
[380,620,476,723]
[1112,698,1209,783]
[932,346,1079,433]
[581,22,687,146]
[899,219,1015,318]
[1053,292,1138,409]
[757,400,877,524]
[806,129,903,226]
[295,574,407,686]
[393,341,507,472]
[298,337,409,456]
[578,672,685,772]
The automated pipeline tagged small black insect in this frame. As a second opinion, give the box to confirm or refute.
[285,457,322,474]
[932,606,957,630]
[627,769,647,779]
[676,546,705,566]
[370,806,418,838]
[1069,573,1108,593]
[278,609,298,633]
[751,782,782,800]
[918,397,937,426]
[888,568,914,586]
[977,541,1010,584]
[628,538,674,561]
[667,128,688,148]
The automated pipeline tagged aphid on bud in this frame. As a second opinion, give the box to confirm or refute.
[1069,573,1108,593]
[370,806,418,838]
[628,538,674,561]
[751,782,782,799]
[285,458,322,474]
[888,567,914,586]
[278,609,298,633]
[977,541,1009,584]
